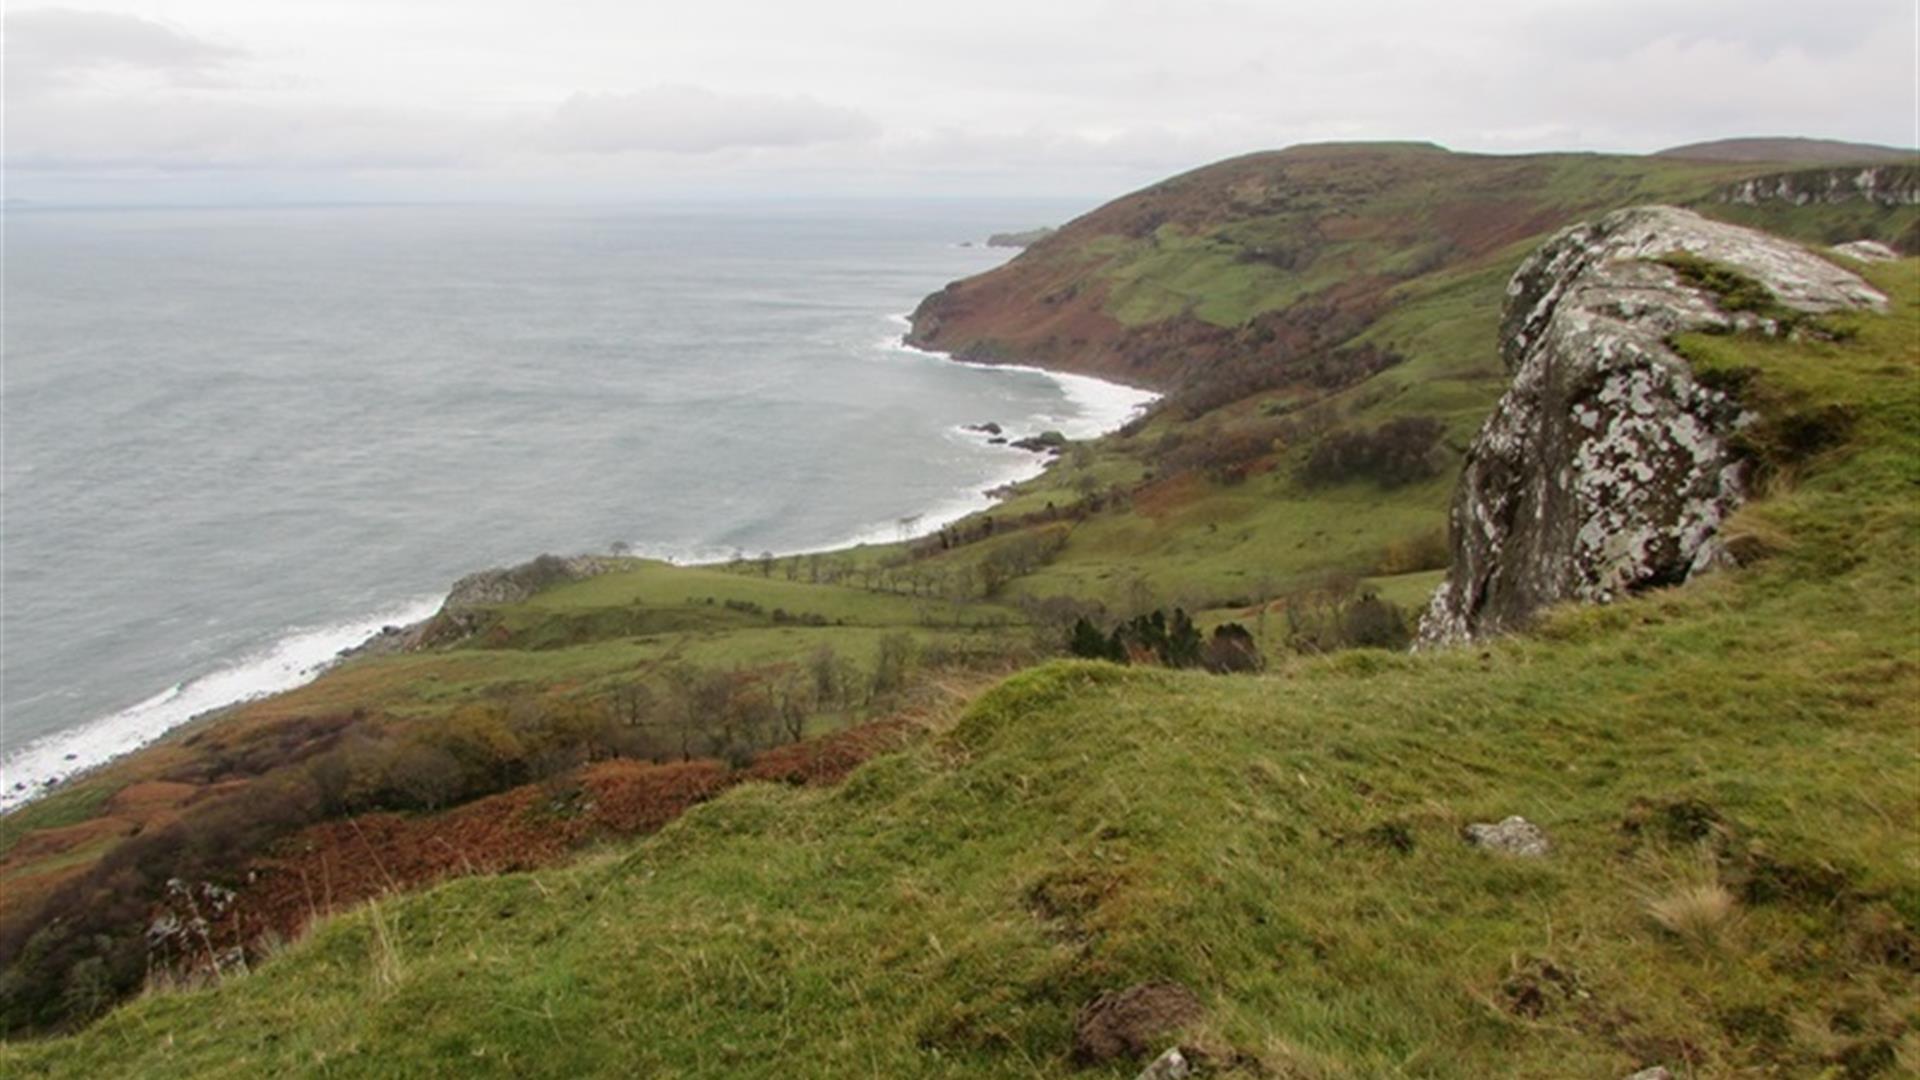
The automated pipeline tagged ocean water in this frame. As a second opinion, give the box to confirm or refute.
[1,201,1154,809]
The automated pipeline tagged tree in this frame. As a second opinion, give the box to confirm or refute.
[776,670,812,743]
[381,740,467,810]
[608,680,655,728]
[871,632,916,699]
[808,644,842,708]
[1069,617,1114,660]
[1164,608,1204,668]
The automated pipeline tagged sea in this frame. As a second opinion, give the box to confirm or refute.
[1,200,1156,810]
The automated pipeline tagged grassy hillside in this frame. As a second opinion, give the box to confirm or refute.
[903,144,1893,390]
[5,261,1915,1077]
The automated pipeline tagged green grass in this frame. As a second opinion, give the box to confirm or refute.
[1101,226,1347,327]
[0,783,112,861]
[9,262,1914,1079]
[514,560,951,624]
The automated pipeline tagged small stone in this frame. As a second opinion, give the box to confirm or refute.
[1136,1047,1192,1080]
[1624,1068,1673,1080]
[1464,816,1551,857]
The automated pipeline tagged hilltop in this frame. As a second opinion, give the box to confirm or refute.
[2,142,1916,1076]
[1654,136,1917,164]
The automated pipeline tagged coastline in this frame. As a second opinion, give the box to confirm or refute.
[0,328,1157,815]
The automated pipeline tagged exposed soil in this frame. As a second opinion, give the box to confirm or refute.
[1072,981,1205,1064]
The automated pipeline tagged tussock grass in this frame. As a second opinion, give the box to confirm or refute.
[1645,882,1740,951]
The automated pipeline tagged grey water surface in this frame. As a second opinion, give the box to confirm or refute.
[1,200,1104,791]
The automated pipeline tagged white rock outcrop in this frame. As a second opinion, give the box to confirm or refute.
[1419,206,1885,646]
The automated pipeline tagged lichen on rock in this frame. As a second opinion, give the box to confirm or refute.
[1418,205,1885,646]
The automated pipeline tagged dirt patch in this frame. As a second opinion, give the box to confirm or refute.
[106,780,200,821]
[1499,957,1591,1019]
[1072,981,1205,1064]
[2,815,133,868]
[1620,796,1727,848]
[1131,472,1209,520]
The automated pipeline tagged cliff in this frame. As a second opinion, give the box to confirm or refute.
[1419,206,1885,645]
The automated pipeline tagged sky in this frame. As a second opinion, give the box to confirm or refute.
[5,0,1917,205]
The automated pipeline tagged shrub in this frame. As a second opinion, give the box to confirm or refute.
[871,632,918,698]
[1202,623,1263,673]
[1340,593,1412,650]
[381,740,468,810]
[1069,609,1213,669]
[1282,577,1413,654]
[1160,425,1277,482]
[1298,417,1445,488]
[1374,527,1451,576]
[1069,617,1125,662]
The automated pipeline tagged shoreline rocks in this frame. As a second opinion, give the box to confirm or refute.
[1011,430,1069,455]
[986,226,1055,248]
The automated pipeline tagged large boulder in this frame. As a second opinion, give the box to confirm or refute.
[413,554,620,648]
[443,553,616,610]
[1419,206,1884,646]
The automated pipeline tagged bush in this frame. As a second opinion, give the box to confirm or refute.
[1160,425,1277,482]
[1067,609,1211,669]
[1374,527,1451,576]
[1299,417,1445,488]
[1283,577,1414,654]
[1169,342,1406,420]
[1202,623,1263,673]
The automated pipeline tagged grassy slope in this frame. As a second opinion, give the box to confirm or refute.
[0,560,1027,901]
[9,263,1915,1078]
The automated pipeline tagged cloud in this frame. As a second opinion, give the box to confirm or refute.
[543,86,879,154]
[7,97,489,173]
[5,7,242,97]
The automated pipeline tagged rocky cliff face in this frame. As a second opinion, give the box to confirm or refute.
[1712,164,1919,209]
[407,554,618,648]
[1418,206,1886,646]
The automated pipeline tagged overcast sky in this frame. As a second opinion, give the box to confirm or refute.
[6,0,1916,205]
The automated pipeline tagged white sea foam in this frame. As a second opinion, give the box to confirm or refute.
[817,320,1160,551]
[0,594,444,812]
